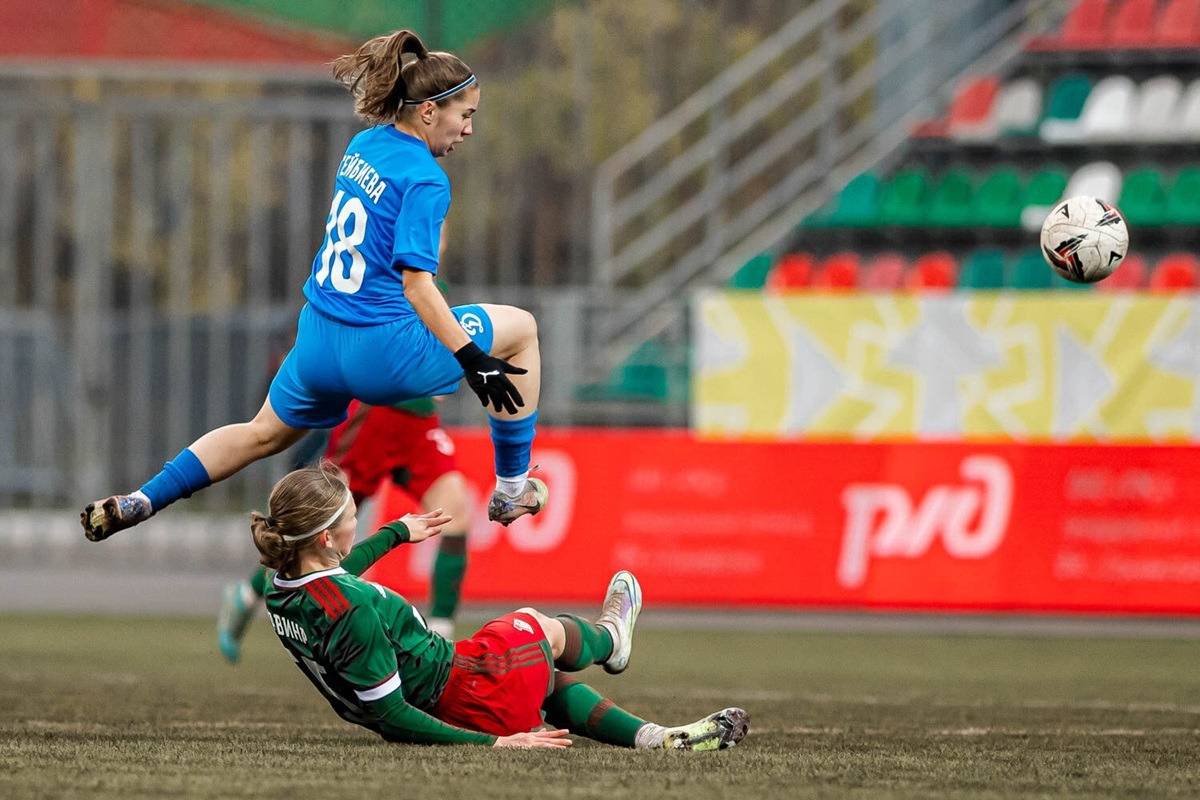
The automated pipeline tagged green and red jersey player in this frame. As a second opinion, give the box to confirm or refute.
[250,462,750,749]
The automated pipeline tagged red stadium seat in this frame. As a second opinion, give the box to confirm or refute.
[813,252,861,291]
[1150,253,1199,291]
[1110,0,1158,47]
[946,76,1000,139]
[861,252,908,290]
[1155,0,1200,47]
[765,253,815,292]
[1095,252,1147,290]
[907,252,958,292]
[1060,0,1114,49]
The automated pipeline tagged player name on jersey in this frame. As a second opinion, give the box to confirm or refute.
[269,612,309,644]
[338,152,388,204]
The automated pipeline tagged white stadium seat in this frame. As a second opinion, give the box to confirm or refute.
[1176,79,1200,141]
[1132,75,1184,141]
[1064,161,1123,204]
[993,78,1043,136]
[1078,75,1137,142]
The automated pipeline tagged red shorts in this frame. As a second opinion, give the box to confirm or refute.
[429,612,554,736]
[326,401,458,501]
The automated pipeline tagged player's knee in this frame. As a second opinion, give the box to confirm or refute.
[516,606,548,625]
[505,307,538,347]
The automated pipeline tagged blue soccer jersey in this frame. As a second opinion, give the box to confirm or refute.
[304,126,450,326]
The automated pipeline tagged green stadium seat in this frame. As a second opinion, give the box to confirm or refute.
[1039,74,1093,142]
[727,252,773,289]
[829,173,883,226]
[958,248,1007,289]
[879,169,931,226]
[1164,168,1200,225]
[1019,167,1069,230]
[1118,168,1167,228]
[1009,248,1091,290]
[973,168,1024,227]
[574,340,680,403]
[1009,249,1054,289]
[926,169,976,228]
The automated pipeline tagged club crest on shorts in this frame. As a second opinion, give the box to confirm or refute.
[458,313,485,336]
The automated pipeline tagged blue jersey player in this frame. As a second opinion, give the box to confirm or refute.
[82,29,547,542]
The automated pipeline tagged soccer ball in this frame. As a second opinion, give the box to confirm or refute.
[1039,196,1129,283]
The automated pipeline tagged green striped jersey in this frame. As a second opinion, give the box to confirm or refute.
[265,567,455,730]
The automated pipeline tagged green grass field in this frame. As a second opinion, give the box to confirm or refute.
[3,613,1200,799]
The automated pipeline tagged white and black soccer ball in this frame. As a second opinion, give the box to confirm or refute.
[1039,196,1129,284]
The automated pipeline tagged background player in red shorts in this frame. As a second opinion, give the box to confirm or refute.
[217,397,470,662]
[249,462,749,750]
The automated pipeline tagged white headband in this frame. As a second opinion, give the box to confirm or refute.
[282,492,352,542]
[402,74,476,105]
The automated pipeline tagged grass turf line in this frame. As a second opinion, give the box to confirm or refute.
[2,614,1200,799]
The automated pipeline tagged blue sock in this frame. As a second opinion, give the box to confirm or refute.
[489,412,537,478]
[139,448,212,512]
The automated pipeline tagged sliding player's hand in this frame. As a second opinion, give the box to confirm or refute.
[493,729,572,748]
[454,342,526,415]
[399,509,453,543]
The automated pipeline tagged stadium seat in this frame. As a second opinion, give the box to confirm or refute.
[1065,161,1123,205]
[926,169,976,228]
[947,76,1001,140]
[879,169,931,226]
[1164,167,1200,225]
[1095,252,1147,290]
[812,252,861,290]
[1078,75,1137,141]
[727,252,773,289]
[993,78,1043,137]
[1009,249,1055,290]
[1117,167,1168,227]
[861,252,908,290]
[830,173,883,226]
[973,167,1025,228]
[1020,167,1069,231]
[1132,75,1184,141]
[1109,0,1158,47]
[1150,253,1199,291]
[907,252,958,291]
[1059,0,1114,48]
[1010,248,1092,290]
[1176,79,1200,140]
[958,248,1007,290]
[1155,0,1200,47]
[765,253,814,292]
[1039,74,1093,142]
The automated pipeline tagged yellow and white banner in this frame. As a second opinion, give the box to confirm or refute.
[693,291,1200,441]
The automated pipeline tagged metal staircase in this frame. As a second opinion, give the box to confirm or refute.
[589,0,1068,359]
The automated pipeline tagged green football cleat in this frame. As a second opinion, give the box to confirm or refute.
[217,582,258,664]
[597,570,642,675]
[661,707,750,751]
[486,477,548,526]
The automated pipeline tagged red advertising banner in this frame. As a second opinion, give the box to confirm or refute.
[365,428,1200,614]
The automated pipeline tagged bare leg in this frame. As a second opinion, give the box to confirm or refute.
[82,397,308,541]
[478,303,540,420]
[189,397,308,481]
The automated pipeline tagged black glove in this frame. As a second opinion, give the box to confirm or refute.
[454,342,527,415]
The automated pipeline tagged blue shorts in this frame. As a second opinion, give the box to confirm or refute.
[268,303,495,429]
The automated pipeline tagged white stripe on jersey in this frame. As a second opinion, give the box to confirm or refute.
[273,567,348,589]
[355,672,402,703]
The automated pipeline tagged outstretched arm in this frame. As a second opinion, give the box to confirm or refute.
[342,510,452,576]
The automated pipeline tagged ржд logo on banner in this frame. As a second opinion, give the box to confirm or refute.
[838,455,1013,589]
